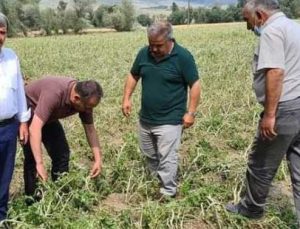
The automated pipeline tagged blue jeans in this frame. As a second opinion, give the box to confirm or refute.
[0,120,18,221]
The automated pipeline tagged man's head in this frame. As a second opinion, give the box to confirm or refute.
[71,80,103,112]
[0,13,8,50]
[147,21,174,59]
[242,0,280,34]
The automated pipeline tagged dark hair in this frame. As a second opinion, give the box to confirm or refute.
[75,80,103,101]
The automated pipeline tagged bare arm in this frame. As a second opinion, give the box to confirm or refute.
[29,114,48,181]
[122,73,139,117]
[183,80,201,128]
[260,68,284,140]
[83,123,102,178]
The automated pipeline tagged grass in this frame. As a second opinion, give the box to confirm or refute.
[4,22,298,228]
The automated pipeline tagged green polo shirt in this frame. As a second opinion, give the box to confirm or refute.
[131,42,199,125]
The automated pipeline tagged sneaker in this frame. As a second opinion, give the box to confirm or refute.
[225,202,264,219]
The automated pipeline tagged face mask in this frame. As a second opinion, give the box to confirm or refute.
[253,25,262,37]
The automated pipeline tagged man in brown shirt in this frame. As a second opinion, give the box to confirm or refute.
[23,76,103,200]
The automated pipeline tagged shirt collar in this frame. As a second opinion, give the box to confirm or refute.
[262,12,285,29]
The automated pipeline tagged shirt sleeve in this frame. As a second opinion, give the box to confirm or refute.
[181,51,200,86]
[16,56,30,122]
[257,27,285,71]
[79,111,93,124]
[130,48,143,78]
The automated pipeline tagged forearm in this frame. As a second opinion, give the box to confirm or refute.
[123,74,138,101]
[264,69,284,117]
[29,127,43,165]
[84,124,102,162]
[188,80,201,113]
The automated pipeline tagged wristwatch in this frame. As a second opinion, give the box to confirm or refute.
[186,111,197,118]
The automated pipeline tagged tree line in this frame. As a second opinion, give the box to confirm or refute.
[0,0,299,37]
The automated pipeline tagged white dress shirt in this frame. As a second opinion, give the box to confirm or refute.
[0,47,30,122]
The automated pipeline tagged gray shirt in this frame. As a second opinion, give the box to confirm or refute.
[252,12,300,104]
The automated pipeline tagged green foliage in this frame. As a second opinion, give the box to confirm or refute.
[40,8,57,35]
[5,21,299,228]
[136,14,152,27]
[21,4,41,30]
[92,5,114,27]
[109,0,135,32]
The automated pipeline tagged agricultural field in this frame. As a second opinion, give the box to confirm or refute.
[5,22,298,228]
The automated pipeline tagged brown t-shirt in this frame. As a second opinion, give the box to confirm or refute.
[25,76,93,124]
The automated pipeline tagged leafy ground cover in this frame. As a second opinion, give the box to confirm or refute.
[5,23,298,228]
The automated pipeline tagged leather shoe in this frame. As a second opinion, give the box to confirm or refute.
[226,202,263,219]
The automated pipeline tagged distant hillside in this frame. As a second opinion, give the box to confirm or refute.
[40,0,237,9]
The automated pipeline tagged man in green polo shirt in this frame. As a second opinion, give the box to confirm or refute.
[122,21,201,199]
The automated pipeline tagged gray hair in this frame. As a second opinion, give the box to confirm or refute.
[244,0,280,14]
[0,12,8,28]
[147,21,173,40]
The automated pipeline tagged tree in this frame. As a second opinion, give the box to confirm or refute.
[40,8,57,35]
[171,2,179,13]
[168,9,186,25]
[57,1,69,34]
[72,0,95,18]
[108,0,135,31]
[22,4,41,30]
[137,14,152,26]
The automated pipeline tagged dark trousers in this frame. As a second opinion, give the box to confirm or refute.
[23,120,70,196]
[0,120,18,221]
[241,107,300,223]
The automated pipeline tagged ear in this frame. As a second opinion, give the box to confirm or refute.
[255,10,263,20]
[74,94,81,102]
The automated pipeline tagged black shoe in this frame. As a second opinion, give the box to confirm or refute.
[225,202,264,219]
[25,188,43,206]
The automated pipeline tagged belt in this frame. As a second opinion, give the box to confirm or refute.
[0,116,16,127]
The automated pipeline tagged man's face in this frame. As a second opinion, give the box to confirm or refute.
[242,8,256,31]
[148,34,170,59]
[0,26,7,49]
[73,96,100,113]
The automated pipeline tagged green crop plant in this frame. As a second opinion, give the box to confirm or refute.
[4,22,298,228]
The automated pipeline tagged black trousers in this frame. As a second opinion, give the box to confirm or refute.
[23,120,70,196]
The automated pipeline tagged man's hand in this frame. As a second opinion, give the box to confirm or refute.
[36,163,48,181]
[122,99,132,117]
[183,112,195,128]
[19,122,29,145]
[90,159,102,178]
[260,114,277,140]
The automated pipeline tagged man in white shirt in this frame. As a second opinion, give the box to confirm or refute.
[0,13,30,224]
[226,0,300,224]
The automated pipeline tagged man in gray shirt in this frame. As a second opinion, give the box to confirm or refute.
[226,0,300,223]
